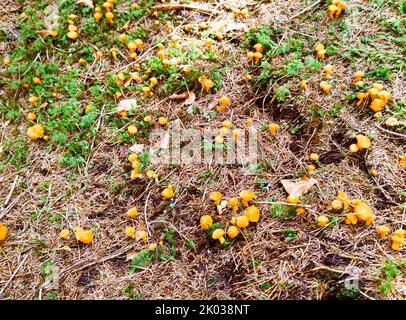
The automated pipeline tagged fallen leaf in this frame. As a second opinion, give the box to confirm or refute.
[281,178,317,196]
[116,99,137,112]
[208,100,218,110]
[169,92,188,100]
[126,251,137,261]
[76,0,94,7]
[129,143,144,153]
[184,92,196,105]
[168,91,196,105]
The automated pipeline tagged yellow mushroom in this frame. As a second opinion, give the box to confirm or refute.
[200,215,213,230]
[227,226,239,239]
[27,124,45,141]
[161,185,174,199]
[125,226,136,239]
[286,194,300,204]
[323,65,334,78]
[74,227,94,244]
[331,199,343,211]
[59,229,70,240]
[245,205,260,223]
[356,134,371,150]
[239,190,255,207]
[319,81,331,94]
[228,197,239,213]
[105,11,114,24]
[212,229,225,244]
[377,225,390,239]
[0,223,8,241]
[209,191,222,206]
[127,207,138,219]
[269,123,280,136]
[317,215,329,227]
[353,71,364,83]
[236,215,249,228]
[345,212,358,225]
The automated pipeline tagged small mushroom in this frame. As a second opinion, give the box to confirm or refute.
[59,229,70,240]
[162,185,174,199]
[127,207,138,219]
[125,226,136,239]
[353,71,364,83]
[228,197,239,213]
[269,123,280,136]
[0,223,8,241]
[286,194,300,204]
[200,215,213,230]
[377,225,390,239]
[245,205,260,222]
[239,190,255,207]
[317,215,329,227]
[209,191,222,206]
[74,227,94,244]
[227,226,239,239]
[212,229,225,244]
[236,215,249,228]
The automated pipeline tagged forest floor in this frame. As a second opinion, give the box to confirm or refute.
[0,0,405,299]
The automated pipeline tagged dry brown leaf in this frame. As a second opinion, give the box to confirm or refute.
[169,92,188,100]
[168,91,196,105]
[208,100,218,110]
[129,143,144,153]
[76,0,94,7]
[281,178,317,196]
[184,92,196,105]
[126,251,137,261]
[116,99,137,112]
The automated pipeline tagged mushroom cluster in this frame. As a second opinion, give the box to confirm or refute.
[349,134,371,153]
[356,82,392,113]
[67,14,79,41]
[328,1,347,19]
[203,190,260,245]
[314,43,326,59]
[74,227,94,244]
[247,42,264,65]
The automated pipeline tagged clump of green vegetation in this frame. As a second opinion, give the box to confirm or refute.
[379,259,405,296]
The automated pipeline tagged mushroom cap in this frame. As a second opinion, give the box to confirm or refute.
[349,143,359,153]
[27,124,45,140]
[200,215,213,230]
[76,229,93,244]
[59,229,70,240]
[135,38,143,46]
[353,71,364,78]
[393,229,406,237]
[228,197,239,207]
[247,51,255,58]
[323,64,334,72]
[239,190,255,201]
[222,120,232,129]
[345,213,358,225]
[162,187,174,199]
[354,201,373,221]
[286,194,300,204]
[245,205,260,222]
[356,134,371,149]
[317,215,329,227]
[331,199,343,211]
[67,31,78,39]
[310,153,319,161]
[372,83,384,91]
[127,207,138,219]
[105,12,114,19]
[125,226,136,238]
[314,43,324,52]
[219,96,230,105]
[0,223,8,241]
[209,191,222,203]
[212,228,225,240]
[227,226,239,239]
[127,42,137,50]
[236,215,249,228]
[377,225,390,234]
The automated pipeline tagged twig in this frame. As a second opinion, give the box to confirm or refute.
[144,187,152,237]
[289,0,321,20]
[151,4,222,15]
[0,255,29,297]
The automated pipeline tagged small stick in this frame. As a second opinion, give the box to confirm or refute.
[151,4,222,15]
[0,255,29,297]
